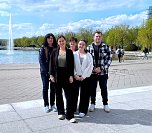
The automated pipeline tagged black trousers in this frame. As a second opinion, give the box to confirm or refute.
[90,74,108,105]
[73,78,90,114]
[40,72,55,107]
[55,67,74,120]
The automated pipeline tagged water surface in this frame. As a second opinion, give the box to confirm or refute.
[0,50,39,64]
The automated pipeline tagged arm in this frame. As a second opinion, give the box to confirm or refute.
[39,47,47,73]
[67,49,74,83]
[49,49,56,82]
[103,45,113,69]
[82,53,93,79]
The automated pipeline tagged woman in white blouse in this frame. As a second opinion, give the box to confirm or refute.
[73,39,93,118]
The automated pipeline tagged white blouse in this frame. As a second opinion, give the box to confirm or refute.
[74,51,93,79]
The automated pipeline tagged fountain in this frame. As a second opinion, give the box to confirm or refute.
[7,13,14,54]
[0,14,39,64]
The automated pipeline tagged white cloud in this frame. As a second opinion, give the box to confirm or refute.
[0,2,10,10]
[2,11,146,38]
[0,0,149,13]
[49,11,147,34]
[0,10,9,16]
[0,0,149,38]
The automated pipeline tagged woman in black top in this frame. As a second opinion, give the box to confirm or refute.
[49,35,76,123]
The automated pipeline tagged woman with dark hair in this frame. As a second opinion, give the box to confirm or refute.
[39,33,57,113]
[69,36,78,51]
[73,39,93,117]
[49,35,76,123]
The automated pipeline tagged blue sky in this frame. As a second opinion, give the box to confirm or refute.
[0,0,152,39]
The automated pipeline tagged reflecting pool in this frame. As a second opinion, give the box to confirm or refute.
[0,50,39,64]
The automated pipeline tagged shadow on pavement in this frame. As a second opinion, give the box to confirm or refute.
[76,108,152,126]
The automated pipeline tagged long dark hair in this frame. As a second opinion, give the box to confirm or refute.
[57,35,66,42]
[43,33,57,48]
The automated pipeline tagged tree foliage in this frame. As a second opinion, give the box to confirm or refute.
[0,19,152,51]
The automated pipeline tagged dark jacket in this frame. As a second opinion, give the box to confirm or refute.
[39,45,53,74]
[49,47,74,82]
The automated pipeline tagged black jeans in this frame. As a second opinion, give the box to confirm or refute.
[90,74,108,105]
[70,81,79,113]
[40,72,55,107]
[55,67,74,120]
[79,78,90,114]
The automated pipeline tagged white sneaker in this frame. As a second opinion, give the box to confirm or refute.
[51,105,57,112]
[44,106,49,113]
[89,104,95,112]
[69,118,76,123]
[104,105,111,113]
[58,115,65,120]
[79,113,85,118]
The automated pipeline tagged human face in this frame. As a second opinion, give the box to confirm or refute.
[58,37,66,48]
[47,36,54,47]
[94,33,102,44]
[78,41,86,51]
[70,40,76,50]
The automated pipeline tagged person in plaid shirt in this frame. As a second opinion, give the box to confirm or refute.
[87,31,112,113]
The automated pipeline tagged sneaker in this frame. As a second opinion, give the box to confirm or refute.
[69,118,76,123]
[79,112,85,118]
[89,104,95,112]
[44,106,50,113]
[58,115,65,120]
[104,105,111,113]
[51,105,57,112]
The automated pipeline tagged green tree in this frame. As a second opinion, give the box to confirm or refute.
[37,36,44,47]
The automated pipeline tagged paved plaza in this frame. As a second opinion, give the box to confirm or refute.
[0,58,152,132]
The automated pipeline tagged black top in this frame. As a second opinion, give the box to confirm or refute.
[49,47,74,82]
[93,43,100,67]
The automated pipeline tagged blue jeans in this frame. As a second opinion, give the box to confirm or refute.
[90,74,108,105]
[40,72,55,107]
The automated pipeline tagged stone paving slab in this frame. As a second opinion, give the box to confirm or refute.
[0,86,152,133]
[0,58,152,105]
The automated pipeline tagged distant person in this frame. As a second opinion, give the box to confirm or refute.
[143,47,149,60]
[39,33,57,113]
[49,35,76,123]
[116,47,123,63]
[73,39,93,118]
[87,31,112,113]
[69,37,78,51]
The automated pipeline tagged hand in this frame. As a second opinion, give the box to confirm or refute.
[74,75,80,80]
[80,76,85,81]
[49,75,55,82]
[69,76,73,83]
[94,67,102,74]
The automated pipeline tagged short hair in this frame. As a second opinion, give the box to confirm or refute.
[94,31,102,36]
[70,37,78,43]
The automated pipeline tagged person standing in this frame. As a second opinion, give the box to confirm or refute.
[49,35,76,123]
[116,47,122,63]
[69,37,78,52]
[143,47,149,60]
[39,33,57,113]
[73,39,93,118]
[87,31,112,113]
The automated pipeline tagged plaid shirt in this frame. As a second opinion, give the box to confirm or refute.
[87,42,112,75]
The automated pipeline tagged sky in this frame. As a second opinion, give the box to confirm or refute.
[0,0,152,39]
